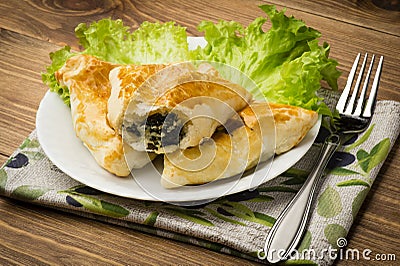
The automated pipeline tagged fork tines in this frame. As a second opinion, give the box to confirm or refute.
[336,53,384,117]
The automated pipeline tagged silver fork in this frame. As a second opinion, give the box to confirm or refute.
[260,53,384,263]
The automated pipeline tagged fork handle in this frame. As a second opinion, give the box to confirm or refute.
[262,134,340,263]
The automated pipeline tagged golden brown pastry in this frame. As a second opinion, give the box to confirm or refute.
[241,102,319,154]
[108,64,168,134]
[122,62,254,154]
[161,102,318,188]
[55,54,153,176]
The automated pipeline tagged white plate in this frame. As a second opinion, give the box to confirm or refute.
[36,37,321,204]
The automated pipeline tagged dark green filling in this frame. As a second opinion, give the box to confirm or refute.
[146,113,185,150]
[145,113,186,151]
[126,113,186,151]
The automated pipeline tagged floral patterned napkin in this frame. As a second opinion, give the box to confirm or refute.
[0,99,399,265]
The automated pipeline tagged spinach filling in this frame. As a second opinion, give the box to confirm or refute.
[126,112,186,151]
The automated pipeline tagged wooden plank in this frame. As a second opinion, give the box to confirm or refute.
[0,197,258,265]
[0,29,53,159]
[0,0,123,49]
[0,0,267,49]
[265,0,400,36]
[2,0,399,46]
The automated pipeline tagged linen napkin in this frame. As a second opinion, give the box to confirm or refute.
[0,99,399,265]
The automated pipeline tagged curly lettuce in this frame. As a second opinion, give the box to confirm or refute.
[42,5,340,114]
[42,19,190,106]
[41,46,74,106]
[192,5,341,115]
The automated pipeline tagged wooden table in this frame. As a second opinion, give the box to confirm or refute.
[0,1,399,265]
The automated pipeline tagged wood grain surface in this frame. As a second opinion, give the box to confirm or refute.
[0,0,399,265]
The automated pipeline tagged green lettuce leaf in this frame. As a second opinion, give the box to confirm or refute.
[192,5,341,114]
[41,19,190,106]
[75,18,134,64]
[42,5,340,115]
[41,46,75,106]
[129,21,190,64]
[74,19,190,64]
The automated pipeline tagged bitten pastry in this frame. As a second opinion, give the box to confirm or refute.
[55,54,153,176]
[121,62,254,154]
[161,102,318,188]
